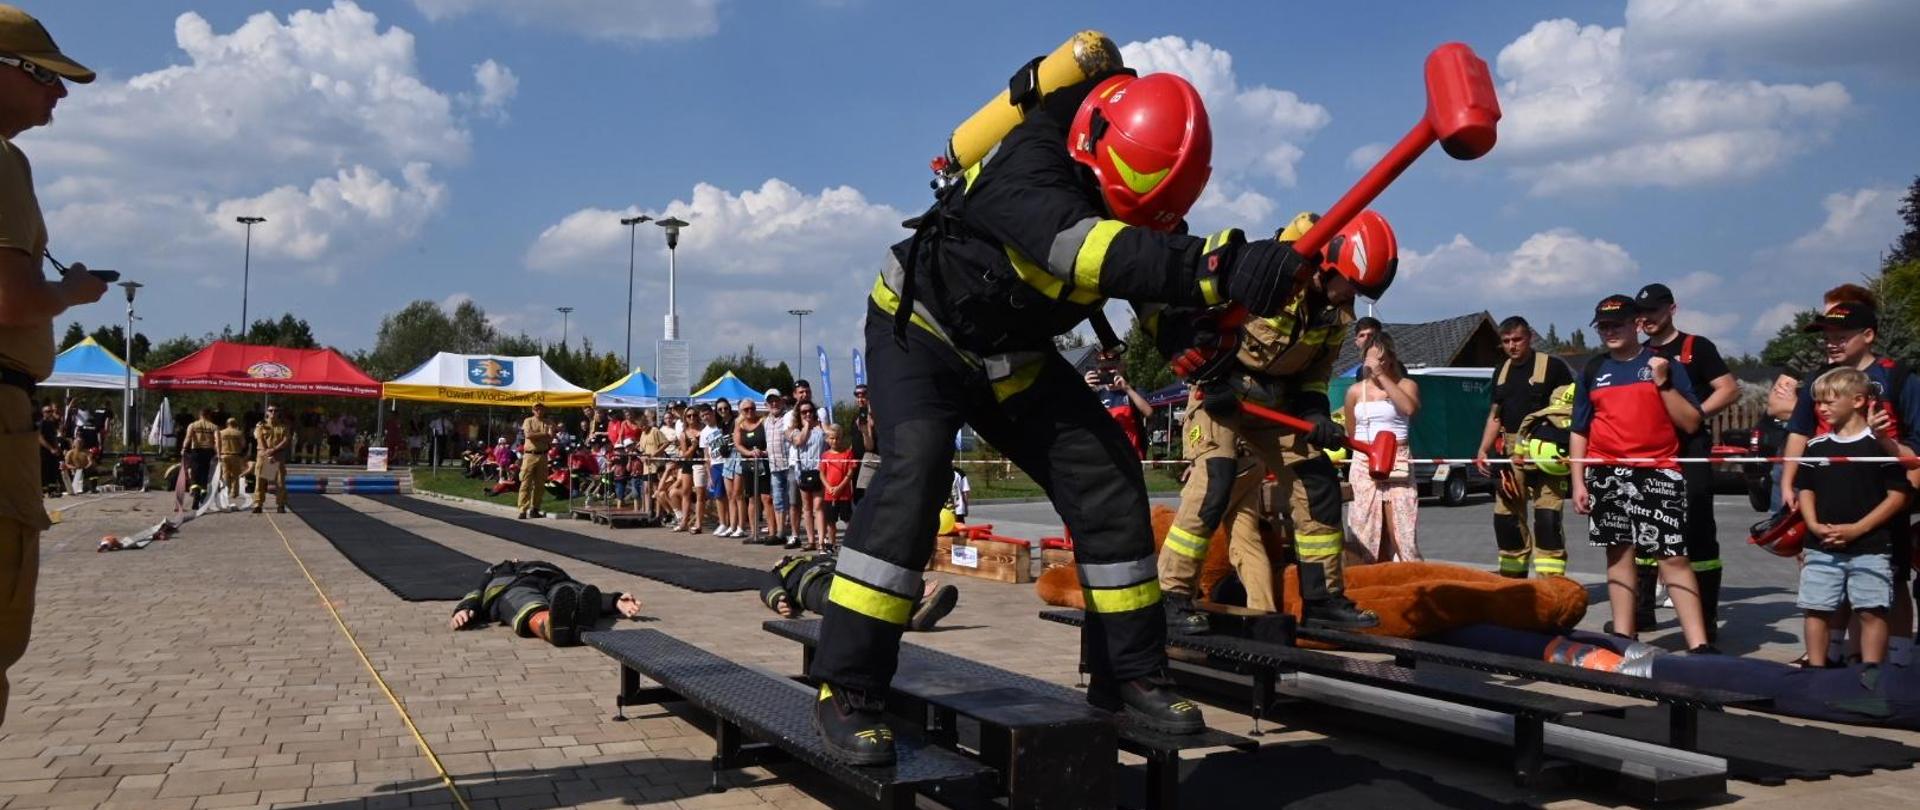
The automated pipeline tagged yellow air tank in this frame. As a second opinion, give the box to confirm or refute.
[943,30,1123,176]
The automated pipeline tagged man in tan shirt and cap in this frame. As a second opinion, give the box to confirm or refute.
[518,401,554,519]
[0,4,106,726]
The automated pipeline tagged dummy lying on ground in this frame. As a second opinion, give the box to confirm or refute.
[763,553,960,631]
[448,559,643,646]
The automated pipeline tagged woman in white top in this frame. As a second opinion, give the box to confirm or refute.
[1342,332,1422,562]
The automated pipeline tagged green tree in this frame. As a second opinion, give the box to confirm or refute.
[59,321,85,350]
[1566,328,1588,352]
[697,345,794,394]
[144,335,209,371]
[1890,174,1920,267]
[541,337,625,392]
[1053,330,1089,352]
[87,325,150,365]
[364,301,467,380]
[241,314,318,348]
[1760,311,1824,375]
[1119,315,1174,395]
[1540,323,1562,352]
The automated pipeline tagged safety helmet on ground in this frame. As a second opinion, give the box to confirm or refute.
[1749,508,1806,558]
[1068,73,1212,232]
[1324,210,1399,299]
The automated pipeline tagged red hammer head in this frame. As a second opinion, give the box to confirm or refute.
[1424,43,1502,160]
[1362,430,1399,479]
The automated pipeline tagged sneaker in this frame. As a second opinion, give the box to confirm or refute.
[812,683,894,765]
[547,584,583,647]
[1091,673,1204,735]
[910,584,960,631]
[1162,593,1210,636]
[784,536,803,550]
[1303,596,1380,630]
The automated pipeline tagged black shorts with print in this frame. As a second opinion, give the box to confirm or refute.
[1586,465,1688,557]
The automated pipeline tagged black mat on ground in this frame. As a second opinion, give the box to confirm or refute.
[289,496,488,601]
[366,495,765,593]
[1564,706,1920,784]
[1137,742,1523,809]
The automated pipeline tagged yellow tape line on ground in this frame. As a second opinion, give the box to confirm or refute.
[266,513,474,810]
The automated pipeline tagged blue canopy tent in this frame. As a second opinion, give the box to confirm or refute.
[595,369,661,408]
[45,337,140,390]
[690,372,766,404]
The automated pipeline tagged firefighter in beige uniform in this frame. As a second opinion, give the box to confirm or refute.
[518,402,554,519]
[252,408,292,513]
[216,418,247,499]
[0,4,108,725]
[1159,212,1392,632]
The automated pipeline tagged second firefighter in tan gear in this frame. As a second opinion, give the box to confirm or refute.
[216,419,247,499]
[1161,415,1273,627]
[252,410,292,514]
[1159,212,1380,631]
[1500,383,1576,578]
[518,403,554,519]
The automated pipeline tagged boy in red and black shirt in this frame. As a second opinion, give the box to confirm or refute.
[1571,294,1714,651]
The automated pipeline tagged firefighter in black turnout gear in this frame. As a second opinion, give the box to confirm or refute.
[763,554,960,630]
[809,63,1314,765]
[447,560,642,646]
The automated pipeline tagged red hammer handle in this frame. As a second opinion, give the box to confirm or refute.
[1291,121,1433,259]
[1236,400,1376,457]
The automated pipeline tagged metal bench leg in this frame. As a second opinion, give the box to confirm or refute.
[1669,705,1700,750]
[1249,670,1274,737]
[1512,716,1544,786]
[1145,750,1179,810]
[614,665,639,721]
[711,717,740,794]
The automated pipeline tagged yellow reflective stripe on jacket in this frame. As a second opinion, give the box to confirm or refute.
[1300,381,1329,395]
[1294,531,1343,557]
[828,575,913,625]
[1163,525,1210,559]
[1082,579,1161,614]
[990,356,1045,402]
[1072,220,1127,297]
[869,274,944,338]
[1007,247,1101,306]
[1199,277,1222,306]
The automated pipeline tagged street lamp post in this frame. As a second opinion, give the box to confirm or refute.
[118,281,142,449]
[656,218,688,341]
[787,309,811,379]
[234,216,265,338]
[557,306,574,349]
[619,215,652,371]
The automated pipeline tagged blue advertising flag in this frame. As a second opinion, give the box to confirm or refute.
[851,348,865,386]
[817,345,834,408]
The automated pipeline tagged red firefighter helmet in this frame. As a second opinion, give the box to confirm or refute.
[1068,73,1212,231]
[1324,209,1398,300]
[1749,509,1806,558]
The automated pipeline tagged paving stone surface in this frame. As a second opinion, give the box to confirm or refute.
[2,488,1917,808]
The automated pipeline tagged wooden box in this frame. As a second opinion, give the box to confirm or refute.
[931,529,1032,584]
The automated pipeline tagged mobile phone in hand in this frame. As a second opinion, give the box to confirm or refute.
[87,269,120,282]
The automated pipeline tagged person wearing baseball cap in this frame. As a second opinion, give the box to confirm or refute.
[1570,294,1715,653]
[1635,282,1739,640]
[0,3,107,728]
[1780,297,1920,656]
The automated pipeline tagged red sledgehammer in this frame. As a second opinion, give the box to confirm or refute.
[1233,43,1500,478]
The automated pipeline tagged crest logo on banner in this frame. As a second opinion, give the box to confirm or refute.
[468,358,513,387]
[245,361,292,380]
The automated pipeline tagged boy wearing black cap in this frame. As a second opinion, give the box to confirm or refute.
[1570,295,1714,652]
[1635,283,1740,638]
[1780,300,1920,653]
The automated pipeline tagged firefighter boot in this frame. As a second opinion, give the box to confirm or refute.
[813,683,895,765]
[1299,563,1379,630]
[1089,671,1205,734]
[1162,591,1211,636]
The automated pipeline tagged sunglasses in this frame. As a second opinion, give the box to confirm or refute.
[0,56,59,87]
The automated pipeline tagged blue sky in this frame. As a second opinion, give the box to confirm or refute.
[23,0,1920,401]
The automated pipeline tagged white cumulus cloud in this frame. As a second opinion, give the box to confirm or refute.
[1493,18,1850,195]
[1625,0,1920,73]
[20,1,495,285]
[410,0,721,43]
[1121,36,1330,189]
[1789,186,1904,254]
[465,59,519,120]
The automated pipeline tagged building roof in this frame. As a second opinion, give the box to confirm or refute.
[1336,311,1500,371]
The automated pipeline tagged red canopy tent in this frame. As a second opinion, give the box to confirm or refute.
[141,340,380,398]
